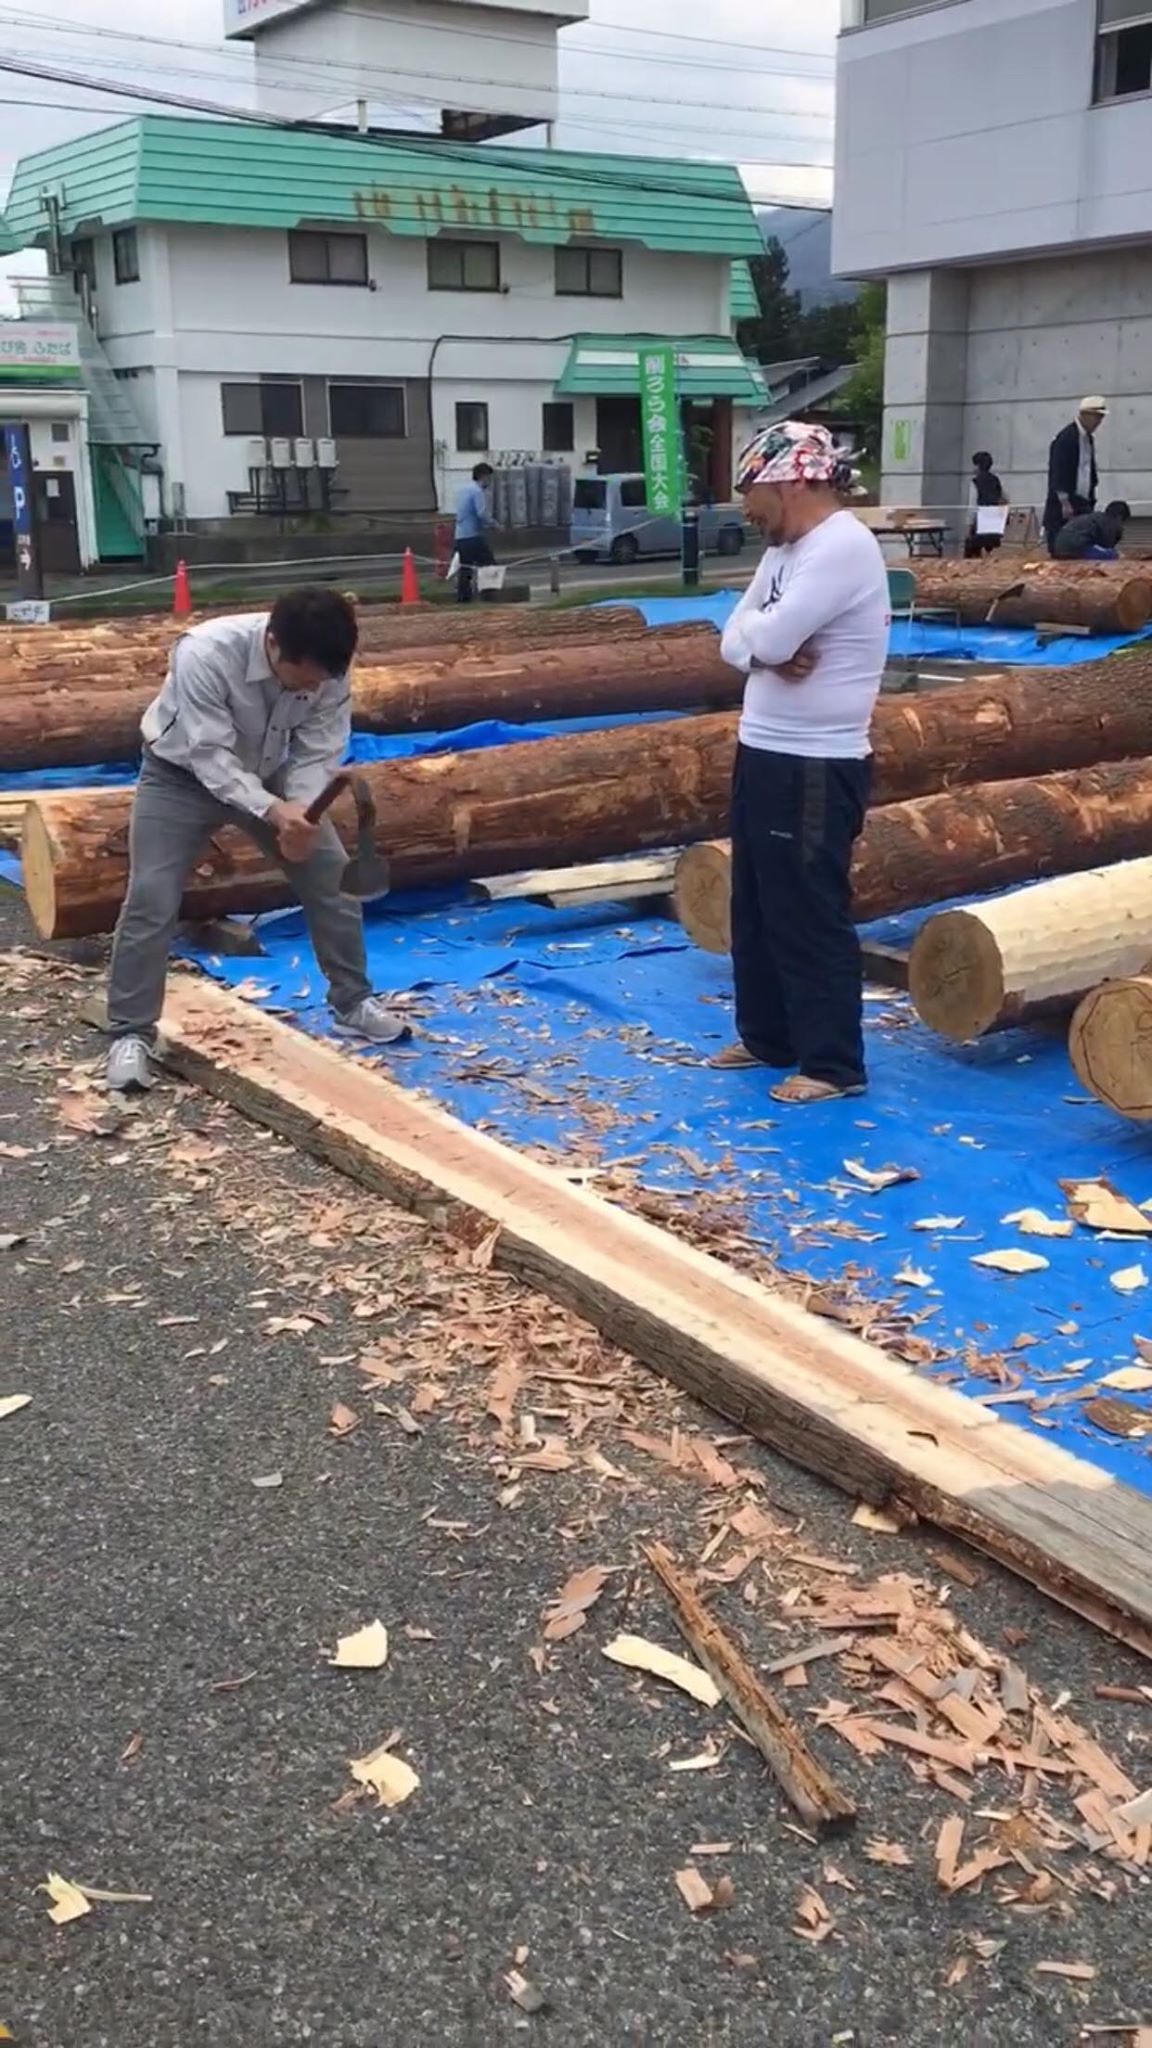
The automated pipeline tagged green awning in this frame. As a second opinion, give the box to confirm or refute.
[557,334,770,404]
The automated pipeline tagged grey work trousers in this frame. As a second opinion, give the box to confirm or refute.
[107,750,371,1038]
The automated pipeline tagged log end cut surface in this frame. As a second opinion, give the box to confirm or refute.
[909,909,1006,1041]
[21,801,60,941]
[673,840,733,955]
[1070,977,1152,1121]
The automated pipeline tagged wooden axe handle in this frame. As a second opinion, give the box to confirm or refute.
[304,773,351,824]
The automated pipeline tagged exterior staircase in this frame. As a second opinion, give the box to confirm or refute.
[13,272,153,560]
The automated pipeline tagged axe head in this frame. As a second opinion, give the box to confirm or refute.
[339,775,391,901]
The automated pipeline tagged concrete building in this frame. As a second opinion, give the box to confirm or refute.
[834,0,1152,522]
[0,320,106,573]
[0,115,765,559]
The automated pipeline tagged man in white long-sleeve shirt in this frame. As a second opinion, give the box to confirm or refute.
[713,422,889,1104]
[105,587,406,1092]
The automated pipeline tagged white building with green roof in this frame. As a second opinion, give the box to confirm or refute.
[0,113,767,561]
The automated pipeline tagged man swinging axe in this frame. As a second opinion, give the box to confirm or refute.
[105,586,408,1093]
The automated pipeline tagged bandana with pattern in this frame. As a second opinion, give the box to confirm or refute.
[736,421,840,490]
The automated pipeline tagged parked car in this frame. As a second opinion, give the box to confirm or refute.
[570,473,746,565]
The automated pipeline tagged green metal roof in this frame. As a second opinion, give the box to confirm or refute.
[556,334,770,404]
[0,115,762,259]
[729,260,760,325]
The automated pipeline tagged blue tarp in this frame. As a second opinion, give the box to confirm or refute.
[0,710,682,796]
[610,591,1152,668]
[177,884,1152,1502]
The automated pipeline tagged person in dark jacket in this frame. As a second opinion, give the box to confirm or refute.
[1044,397,1107,555]
[1051,499,1130,561]
[964,450,1006,559]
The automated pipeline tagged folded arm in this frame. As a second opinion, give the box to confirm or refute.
[730,554,854,669]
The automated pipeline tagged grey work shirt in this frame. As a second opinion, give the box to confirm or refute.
[140,611,351,819]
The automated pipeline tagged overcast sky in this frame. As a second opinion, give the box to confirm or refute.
[0,0,837,303]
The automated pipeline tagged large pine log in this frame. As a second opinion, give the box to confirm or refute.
[910,560,1151,634]
[0,606,658,694]
[0,627,732,772]
[908,859,1152,1039]
[12,638,1152,783]
[674,762,1152,954]
[23,713,739,940]
[1069,978,1152,1121]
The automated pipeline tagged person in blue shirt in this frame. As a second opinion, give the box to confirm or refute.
[454,461,496,603]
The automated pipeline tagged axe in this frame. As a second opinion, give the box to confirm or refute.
[305,773,392,901]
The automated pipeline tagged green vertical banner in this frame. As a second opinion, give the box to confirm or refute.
[639,345,682,516]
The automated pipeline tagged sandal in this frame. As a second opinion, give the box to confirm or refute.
[769,1075,867,1106]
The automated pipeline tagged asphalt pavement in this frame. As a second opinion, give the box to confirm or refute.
[1,890,1150,2048]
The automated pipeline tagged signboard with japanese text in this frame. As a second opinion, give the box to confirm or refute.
[224,0,321,35]
[639,345,682,518]
[0,323,81,384]
[3,423,43,598]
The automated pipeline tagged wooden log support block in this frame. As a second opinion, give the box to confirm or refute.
[909,858,1152,1040]
[1070,977,1152,1122]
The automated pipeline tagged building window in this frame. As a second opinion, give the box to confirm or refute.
[554,246,623,298]
[51,422,71,444]
[455,401,489,453]
[288,229,369,285]
[542,401,574,452]
[221,381,304,437]
[112,227,140,284]
[1096,2,1152,98]
[328,383,406,438]
[427,238,501,292]
[855,0,940,19]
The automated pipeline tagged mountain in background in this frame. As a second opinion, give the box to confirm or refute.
[757,207,857,307]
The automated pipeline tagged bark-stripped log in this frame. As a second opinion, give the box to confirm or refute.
[909,560,1151,634]
[0,627,730,771]
[12,638,1152,789]
[22,713,740,940]
[908,859,1152,1039]
[0,606,664,696]
[1069,978,1152,1122]
[674,762,1152,955]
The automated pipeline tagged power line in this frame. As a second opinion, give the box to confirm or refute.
[0,55,835,197]
[0,22,833,126]
[0,4,834,81]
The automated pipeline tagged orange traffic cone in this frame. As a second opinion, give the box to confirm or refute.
[172,559,192,618]
[400,547,420,606]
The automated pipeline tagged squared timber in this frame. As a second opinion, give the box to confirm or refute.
[158,974,1152,1660]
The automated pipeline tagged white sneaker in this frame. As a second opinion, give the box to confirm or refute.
[107,1034,155,1092]
[332,996,411,1045]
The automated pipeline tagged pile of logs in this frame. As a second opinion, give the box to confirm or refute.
[0,623,732,773]
[902,854,1152,1127]
[16,581,1152,975]
[672,650,1152,953]
[909,558,1152,635]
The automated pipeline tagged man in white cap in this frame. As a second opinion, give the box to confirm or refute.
[1044,397,1108,556]
[710,421,889,1106]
